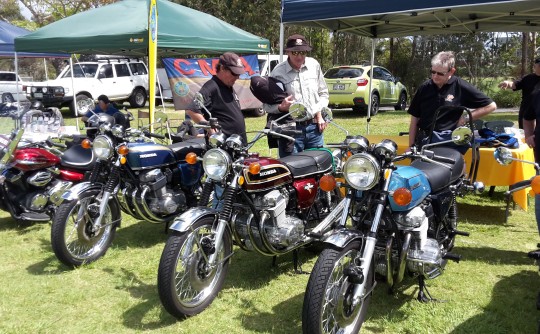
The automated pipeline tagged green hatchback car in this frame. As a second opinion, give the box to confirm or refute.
[325,65,408,115]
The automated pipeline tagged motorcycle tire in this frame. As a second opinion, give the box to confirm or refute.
[157,216,232,319]
[302,241,373,334]
[51,190,119,267]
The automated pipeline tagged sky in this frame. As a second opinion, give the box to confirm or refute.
[17,1,32,20]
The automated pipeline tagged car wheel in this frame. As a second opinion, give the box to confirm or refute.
[243,107,265,117]
[369,94,379,116]
[1,93,14,103]
[394,92,407,110]
[129,88,147,108]
[70,93,94,116]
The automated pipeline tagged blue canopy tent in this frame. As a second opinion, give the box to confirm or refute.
[1,20,69,104]
[280,0,540,126]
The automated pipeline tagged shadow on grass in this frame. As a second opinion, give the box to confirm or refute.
[109,268,178,330]
[456,245,533,266]
[0,216,47,233]
[450,270,539,334]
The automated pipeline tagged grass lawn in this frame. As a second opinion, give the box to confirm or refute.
[0,106,538,333]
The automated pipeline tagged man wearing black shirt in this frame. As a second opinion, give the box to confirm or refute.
[187,52,247,144]
[499,57,540,129]
[408,51,497,152]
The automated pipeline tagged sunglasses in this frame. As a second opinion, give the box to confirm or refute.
[226,68,240,77]
[430,70,448,76]
[291,51,308,56]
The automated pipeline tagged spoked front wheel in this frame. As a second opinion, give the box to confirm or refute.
[302,241,373,334]
[157,216,232,319]
[50,190,118,267]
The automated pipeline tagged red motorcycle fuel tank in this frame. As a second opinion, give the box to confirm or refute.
[13,148,60,172]
[293,178,318,209]
[242,156,292,192]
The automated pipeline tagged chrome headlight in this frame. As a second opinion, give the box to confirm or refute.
[203,148,231,181]
[343,153,380,190]
[93,135,114,159]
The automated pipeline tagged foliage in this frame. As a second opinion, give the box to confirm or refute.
[491,89,523,108]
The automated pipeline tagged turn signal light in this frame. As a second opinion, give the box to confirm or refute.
[248,162,261,175]
[531,176,540,194]
[186,152,198,165]
[117,145,129,155]
[393,187,412,206]
[319,174,336,192]
[238,176,245,185]
[120,156,127,165]
[81,139,92,149]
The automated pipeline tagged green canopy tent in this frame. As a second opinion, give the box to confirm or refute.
[14,0,270,125]
[14,0,269,56]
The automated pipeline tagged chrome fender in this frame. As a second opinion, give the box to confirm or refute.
[168,206,219,233]
[61,181,104,201]
[322,228,364,249]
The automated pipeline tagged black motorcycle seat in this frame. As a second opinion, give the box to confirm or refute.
[410,147,464,192]
[60,144,96,171]
[170,138,206,161]
[279,150,333,178]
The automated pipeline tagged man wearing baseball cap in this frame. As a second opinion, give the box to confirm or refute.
[263,33,329,157]
[499,57,540,128]
[187,52,247,144]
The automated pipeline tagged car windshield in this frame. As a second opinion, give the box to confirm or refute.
[61,64,99,79]
[324,68,363,79]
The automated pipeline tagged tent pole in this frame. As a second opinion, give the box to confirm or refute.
[43,58,48,81]
[14,52,21,108]
[367,38,376,134]
[279,23,284,61]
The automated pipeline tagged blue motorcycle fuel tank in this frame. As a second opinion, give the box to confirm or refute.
[126,142,176,170]
[388,165,430,211]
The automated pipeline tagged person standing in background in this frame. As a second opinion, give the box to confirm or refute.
[499,57,540,129]
[264,34,329,158]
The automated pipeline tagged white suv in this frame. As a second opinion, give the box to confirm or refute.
[27,59,149,114]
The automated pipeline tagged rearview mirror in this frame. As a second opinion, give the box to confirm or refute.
[494,147,514,166]
[289,102,308,121]
[451,127,472,145]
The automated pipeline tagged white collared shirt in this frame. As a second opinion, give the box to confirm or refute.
[264,57,329,119]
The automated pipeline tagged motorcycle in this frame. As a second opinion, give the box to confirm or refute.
[0,103,95,223]
[156,97,344,319]
[301,106,485,333]
[50,113,207,267]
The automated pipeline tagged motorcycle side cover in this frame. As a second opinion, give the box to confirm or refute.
[388,165,430,212]
[126,142,176,170]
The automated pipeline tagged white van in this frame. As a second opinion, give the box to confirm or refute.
[257,54,288,77]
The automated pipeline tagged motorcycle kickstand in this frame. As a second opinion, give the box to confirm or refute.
[417,276,445,303]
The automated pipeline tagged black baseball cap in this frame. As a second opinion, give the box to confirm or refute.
[97,94,110,103]
[219,52,245,75]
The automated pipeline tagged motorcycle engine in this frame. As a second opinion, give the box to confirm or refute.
[139,169,186,215]
[234,189,304,251]
[395,205,444,279]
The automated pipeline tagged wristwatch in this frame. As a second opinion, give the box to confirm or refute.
[462,114,470,123]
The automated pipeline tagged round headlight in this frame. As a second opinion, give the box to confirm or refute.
[93,135,114,159]
[343,153,380,190]
[203,148,231,181]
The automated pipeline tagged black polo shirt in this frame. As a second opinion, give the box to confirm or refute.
[523,90,540,162]
[514,73,540,117]
[191,76,247,143]
[408,76,494,131]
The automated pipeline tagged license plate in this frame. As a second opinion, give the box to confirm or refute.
[34,92,43,98]
[333,84,345,90]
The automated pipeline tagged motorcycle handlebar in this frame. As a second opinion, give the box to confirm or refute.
[142,131,166,140]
